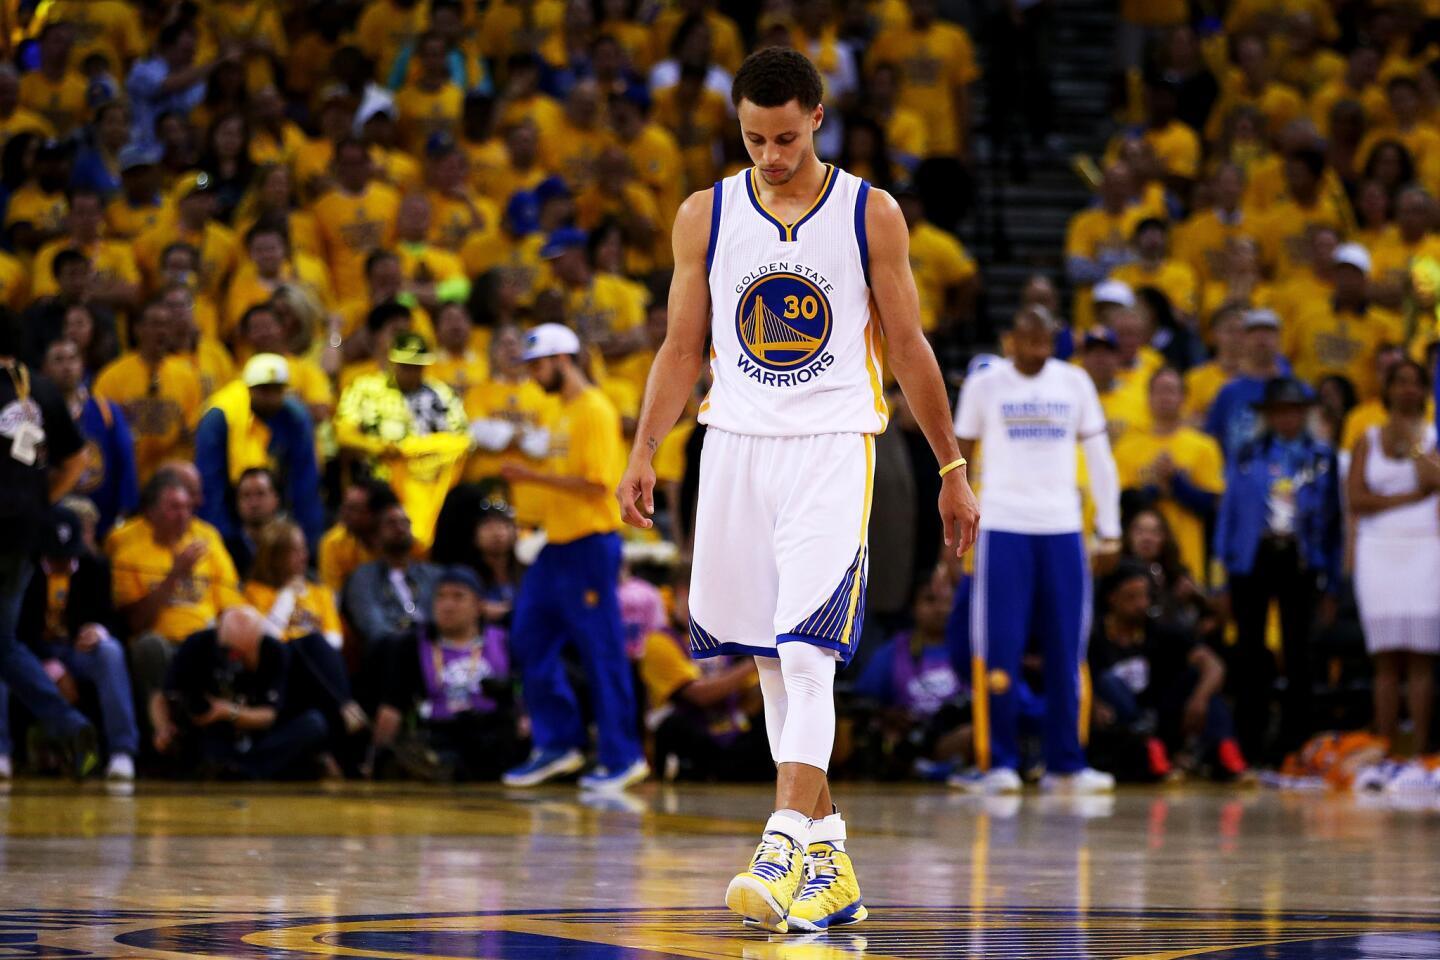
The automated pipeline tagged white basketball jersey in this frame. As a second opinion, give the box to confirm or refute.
[700,164,889,437]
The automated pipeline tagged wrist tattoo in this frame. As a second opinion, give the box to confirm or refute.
[645,436,658,453]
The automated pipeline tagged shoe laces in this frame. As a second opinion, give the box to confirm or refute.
[750,832,798,883]
[799,845,838,899]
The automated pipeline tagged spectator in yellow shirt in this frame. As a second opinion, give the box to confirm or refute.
[6,138,71,250]
[1205,34,1305,144]
[1286,243,1405,398]
[1369,185,1440,308]
[430,301,490,399]
[1107,78,1201,191]
[1184,305,1245,424]
[310,138,401,303]
[608,88,685,231]
[354,0,427,84]
[1174,164,1253,285]
[543,78,610,190]
[865,0,979,159]
[425,141,503,254]
[1113,367,1226,583]
[463,324,558,524]
[395,31,465,155]
[1079,325,1151,445]
[1359,75,1440,174]
[1112,218,1201,321]
[134,173,240,299]
[318,479,390,594]
[896,184,978,336]
[393,192,469,314]
[1065,161,1144,331]
[110,470,242,725]
[106,144,170,239]
[234,302,334,425]
[31,187,140,311]
[0,65,55,145]
[224,220,334,339]
[574,147,661,275]
[1254,147,1351,280]
[92,300,204,483]
[20,23,89,136]
[653,63,731,189]
[1310,46,1387,137]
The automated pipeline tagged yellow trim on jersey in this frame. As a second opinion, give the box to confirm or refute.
[748,164,837,242]
[864,305,887,426]
[836,434,876,648]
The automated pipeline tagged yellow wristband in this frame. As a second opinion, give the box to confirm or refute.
[938,457,967,478]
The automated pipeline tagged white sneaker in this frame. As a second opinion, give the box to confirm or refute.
[1040,768,1115,795]
[948,767,1023,795]
[105,754,135,781]
[0,755,11,780]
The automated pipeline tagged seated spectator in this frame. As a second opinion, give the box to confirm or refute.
[1121,508,1215,638]
[194,353,323,553]
[110,471,242,739]
[638,564,766,783]
[156,606,329,779]
[9,505,138,781]
[319,480,394,594]
[1112,219,1200,322]
[371,566,523,781]
[342,500,443,653]
[851,571,972,780]
[41,337,137,539]
[245,520,344,650]
[232,303,335,427]
[1285,244,1402,400]
[1090,561,1245,781]
[222,468,283,580]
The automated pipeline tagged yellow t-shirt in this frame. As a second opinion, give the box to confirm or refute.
[1173,209,1255,284]
[575,183,662,274]
[428,190,501,254]
[649,8,743,73]
[133,220,240,298]
[311,182,401,303]
[1100,380,1152,447]
[317,523,372,595]
[106,196,170,239]
[1065,205,1146,331]
[1310,78,1389,135]
[1183,362,1234,423]
[34,0,144,71]
[1253,196,1350,280]
[619,123,686,228]
[223,256,334,337]
[462,377,560,526]
[4,184,66,233]
[18,70,89,136]
[1359,123,1440,175]
[242,580,343,642]
[543,386,624,544]
[654,419,695,485]
[1285,302,1405,398]
[32,237,140,299]
[1113,426,1226,582]
[110,519,242,643]
[867,20,980,158]
[479,0,564,62]
[0,250,27,311]
[1135,121,1201,179]
[354,0,426,82]
[0,106,54,147]
[1111,258,1200,316]
[1369,231,1440,290]
[396,243,465,288]
[653,84,729,190]
[542,121,611,192]
[395,82,464,155]
[93,352,204,483]
[909,221,976,333]
[639,629,702,711]
[430,348,489,400]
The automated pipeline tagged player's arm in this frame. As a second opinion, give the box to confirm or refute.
[616,188,714,529]
[866,187,980,556]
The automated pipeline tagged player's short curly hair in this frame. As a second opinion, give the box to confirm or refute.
[731,47,824,111]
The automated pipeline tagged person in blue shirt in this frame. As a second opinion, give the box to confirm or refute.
[193,351,324,552]
[1215,376,1342,764]
[70,102,131,198]
[1206,308,1293,460]
[40,338,136,539]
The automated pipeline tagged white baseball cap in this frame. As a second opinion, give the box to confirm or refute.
[1243,308,1281,330]
[1093,279,1136,308]
[521,323,582,361]
[242,353,290,387]
[1333,243,1371,274]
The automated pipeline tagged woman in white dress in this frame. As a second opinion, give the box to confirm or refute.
[1347,359,1440,752]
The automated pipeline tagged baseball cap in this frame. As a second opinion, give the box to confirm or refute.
[118,143,162,171]
[1334,242,1372,274]
[1093,279,1136,309]
[437,565,484,596]
[506,190,541,237]
[1252,376,1316,409]
[534,176,571,204]
[1243,307,1281,330]
[521,322,582,361]
[242,353,290,387]
[1083,326,1119,350]
[42,505,84,560]
[541,226,588,260]
[389,332,436,366]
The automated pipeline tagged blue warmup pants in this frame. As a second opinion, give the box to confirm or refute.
[971,529,1090,775]
[511,532,641,771]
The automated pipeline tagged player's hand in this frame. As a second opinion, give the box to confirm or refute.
[940,469,979,557]
[616,459,657,529]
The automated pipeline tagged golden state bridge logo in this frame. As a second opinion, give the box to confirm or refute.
[734,269,835,385]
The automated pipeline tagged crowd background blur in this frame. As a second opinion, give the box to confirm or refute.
[0,0,1435,791]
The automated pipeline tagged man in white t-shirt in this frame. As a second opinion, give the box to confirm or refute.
[952,307,1122,795]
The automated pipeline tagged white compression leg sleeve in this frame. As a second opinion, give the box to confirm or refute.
[775,641,838,771]
[756,655,788,762]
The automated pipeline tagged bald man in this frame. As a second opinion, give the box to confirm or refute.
[159,606,328,779]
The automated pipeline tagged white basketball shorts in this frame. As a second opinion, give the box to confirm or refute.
[687,428,875,665]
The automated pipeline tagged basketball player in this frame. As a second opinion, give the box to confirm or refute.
[953,306,1120,795]
[616,48,979,933]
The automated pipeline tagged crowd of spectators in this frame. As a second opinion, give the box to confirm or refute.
[2,0,1438,789]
